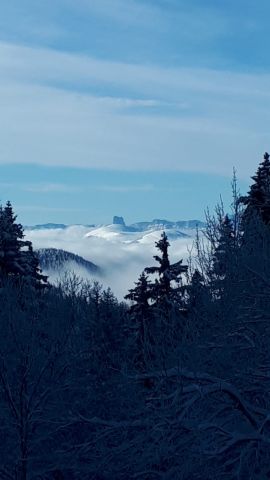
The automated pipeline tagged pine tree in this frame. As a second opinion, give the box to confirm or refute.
[125,272,153,367]
[145,232,188,314]
[211,214,236,298]
[0,201,26,276]
[22,243,48,289]
[240,152,270,225]
[238,153,270,275]
[185,269,211,337]
[233,153,270,319]
[0,201,47,288]
[187,269,207,309]
[125,271,151,322]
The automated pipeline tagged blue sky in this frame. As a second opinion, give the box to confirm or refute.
[0,0,269,224]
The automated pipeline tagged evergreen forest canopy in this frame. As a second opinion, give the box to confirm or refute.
[1,154,270,479]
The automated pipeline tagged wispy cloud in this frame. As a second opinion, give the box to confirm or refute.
[95,184,155,193]
[24,183,82,193]
[0,181,155,195]
[16,205,88,213]
[0,182,81,194]
[68,0,164,28]
[3,41,270,100]
[0,41,269,177]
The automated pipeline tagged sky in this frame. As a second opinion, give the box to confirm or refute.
[0,0,269,225]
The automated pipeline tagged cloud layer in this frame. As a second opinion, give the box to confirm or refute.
[0,41,269,177]
[25,225,195,299]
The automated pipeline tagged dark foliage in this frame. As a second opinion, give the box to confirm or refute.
[2,153,270,478]
[0,201,48,288]
[37,247,100,275]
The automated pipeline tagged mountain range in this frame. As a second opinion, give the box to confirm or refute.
[25,216,205,233]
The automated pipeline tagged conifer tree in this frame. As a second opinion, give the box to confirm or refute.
[125,271,151,323]
[240,152,270,225]
[185,269,210,337]
[0,201,47,288]
[22,243,48,289]
[145,232,188,313]
[0,201,26,276]
[187,269,208,309]
[210,214,236,298]
[125,272,153,367]
[233,153,270,318]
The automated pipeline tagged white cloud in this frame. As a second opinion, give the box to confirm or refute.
[95,184,154,193]
[2,41,270,99]
[17,206,87,213]
[23,183,82,193]
[25,224,195,299]
[0,41,270,177]
[0,180,154,195]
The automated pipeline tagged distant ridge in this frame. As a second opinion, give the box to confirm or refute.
[25,219,205,232]
[130,219,206,231]
[37,248,101,276]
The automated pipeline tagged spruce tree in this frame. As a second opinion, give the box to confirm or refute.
[0,201,47,288]
[217,155,270,328]
[238,153,270,276]
[0,201,26,277]
[187,269,208,309]
[241,152,270,225]
[125,272,153,367]
[210,214,236,298]
[145,232,188,314]
[235,153,270,318]
[125,271,151,323]
[22,243,48,289]
[185,269,210,337]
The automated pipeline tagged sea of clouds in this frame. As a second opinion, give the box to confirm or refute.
[25,226,196,299]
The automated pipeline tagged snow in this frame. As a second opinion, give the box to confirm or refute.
[137,228,188,244]
[24,221,200,299]
[85,224,189,244]
[85,223,136,241]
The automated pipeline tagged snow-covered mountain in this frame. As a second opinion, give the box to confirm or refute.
[130,218,205,231]
[25,217,204,298]
[84,216,202,243]
[25,217,205,235]
[85,226,190,241]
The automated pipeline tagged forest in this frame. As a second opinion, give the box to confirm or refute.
[1,153,270,479]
